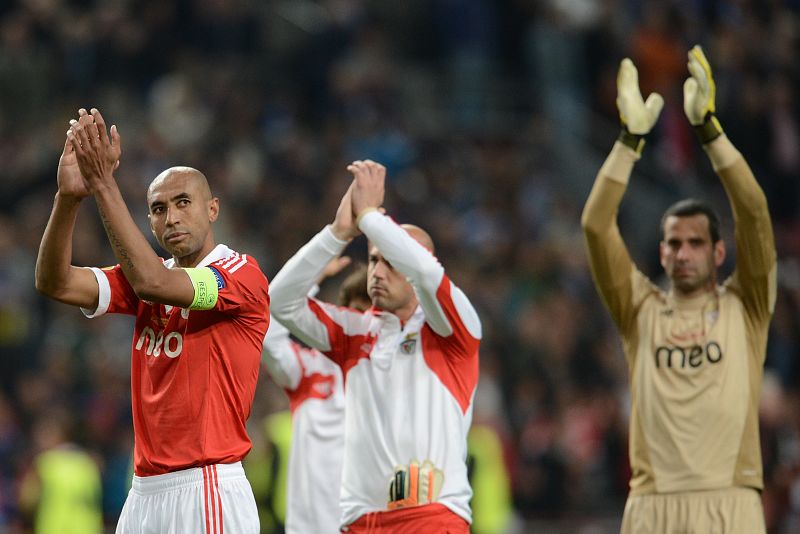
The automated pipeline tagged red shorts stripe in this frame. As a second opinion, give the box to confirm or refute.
[210,466,218,533]
[214,465,224,534]
[202,466,211,534]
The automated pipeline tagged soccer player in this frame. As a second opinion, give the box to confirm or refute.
[35,109,269,533]
[261,258,369,534]
[581,47,776,533]
[269,160,481,532]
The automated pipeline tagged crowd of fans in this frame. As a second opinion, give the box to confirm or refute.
[0,0,798,532]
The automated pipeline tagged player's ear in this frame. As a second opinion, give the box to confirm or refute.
[658,240,669,270]
[208,197,219,223]
[713,240,725,268]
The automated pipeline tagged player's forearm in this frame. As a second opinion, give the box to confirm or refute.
[581,141,637,238]
[706,135,776,278]
[582,142,637,316]
[262,319,300,390]
[92,182,167,297]
[270,226,347,324]
[705,135,770,222]
[358,211,444,294]
[35,193,82,297]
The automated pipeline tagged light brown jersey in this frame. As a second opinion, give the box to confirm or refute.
[582,139,777,495]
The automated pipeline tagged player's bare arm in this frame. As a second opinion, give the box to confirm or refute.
[68,108,195,308]
[35,128,102,309]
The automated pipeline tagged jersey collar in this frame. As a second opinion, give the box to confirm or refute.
[163,243,234,269]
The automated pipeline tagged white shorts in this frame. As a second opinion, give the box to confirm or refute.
[116,462,259,534]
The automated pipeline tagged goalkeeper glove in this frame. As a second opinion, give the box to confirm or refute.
[616,58,664,154]
[388,459,444,510]
[683,45,724,144]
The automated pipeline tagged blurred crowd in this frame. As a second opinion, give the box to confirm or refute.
[0,0,799,532]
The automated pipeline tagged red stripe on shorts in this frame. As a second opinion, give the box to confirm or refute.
[214,465,224,534]
[210,466,218,533]
[203,466,212,534]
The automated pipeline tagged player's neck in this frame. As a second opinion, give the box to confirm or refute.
[671,280,717,301]
[393,297,419,324]
[175,243,216,268]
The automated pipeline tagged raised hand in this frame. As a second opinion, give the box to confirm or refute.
[683,45,716,125]
[348,159,386,220]
[57,128,91,200]
[67,108,122,192]
[683,45,723,143]
[616,58,664,136]
[330,181,360,242]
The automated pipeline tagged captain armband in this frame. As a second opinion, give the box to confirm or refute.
[183,267,220,310]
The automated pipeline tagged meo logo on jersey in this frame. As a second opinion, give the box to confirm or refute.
[136,327,183,358]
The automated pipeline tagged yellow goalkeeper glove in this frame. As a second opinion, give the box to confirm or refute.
[683,45,723,143]
[388,459,444,510]
[616,58,664,153]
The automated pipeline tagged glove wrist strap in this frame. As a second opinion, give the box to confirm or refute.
[617,128,646,155]
[693,113,723,144]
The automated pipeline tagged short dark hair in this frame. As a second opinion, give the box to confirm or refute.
[661,198,721,243]
[337,264,369,307]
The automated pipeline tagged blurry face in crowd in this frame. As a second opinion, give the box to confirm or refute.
[659,214,725,298]
[147,168,219,267]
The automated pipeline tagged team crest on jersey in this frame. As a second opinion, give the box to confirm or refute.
[400,333,417,355]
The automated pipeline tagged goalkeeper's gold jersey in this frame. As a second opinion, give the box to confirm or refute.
[582,140,777,496]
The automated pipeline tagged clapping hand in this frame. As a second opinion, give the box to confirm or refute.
[67,108,122,193]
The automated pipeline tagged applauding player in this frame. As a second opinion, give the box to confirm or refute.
[35,109,269,533]
[270,160,481,532]
[581,47,776,533]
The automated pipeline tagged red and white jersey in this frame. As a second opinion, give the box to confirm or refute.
[270,212,482,527]
[262,318,345,534]
[83,244,270,476]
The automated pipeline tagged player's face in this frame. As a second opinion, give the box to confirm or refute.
[660,214,725,298]
[367,246,416,315]
[147,174,218,262]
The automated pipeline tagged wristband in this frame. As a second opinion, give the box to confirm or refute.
[693,113,723,144]
[617,128,645,155]
[184,267,219,310]
[356,207,378,226]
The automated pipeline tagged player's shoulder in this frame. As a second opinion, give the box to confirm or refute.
[211,251,252,272]
[207,245,264,275]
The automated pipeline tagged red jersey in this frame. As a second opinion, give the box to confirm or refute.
[83,244,270,476]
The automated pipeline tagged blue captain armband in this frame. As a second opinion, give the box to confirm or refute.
[183,267,220,310]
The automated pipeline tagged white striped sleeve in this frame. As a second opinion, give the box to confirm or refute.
[80,267,111,318]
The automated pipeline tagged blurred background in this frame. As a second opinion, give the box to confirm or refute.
[0,0,799,532]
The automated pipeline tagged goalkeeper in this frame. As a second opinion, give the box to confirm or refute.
[581,46,776,533]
